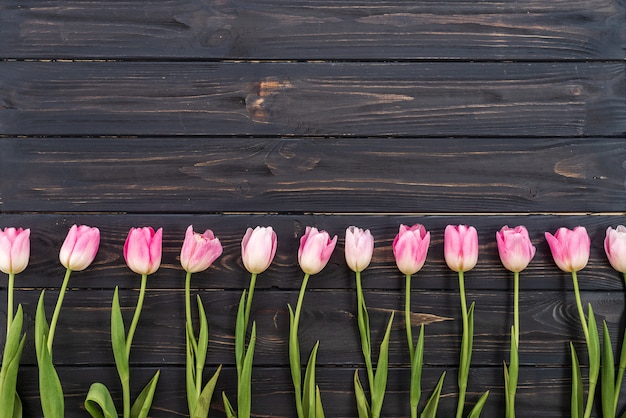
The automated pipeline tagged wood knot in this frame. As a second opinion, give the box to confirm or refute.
[245,78,293,123]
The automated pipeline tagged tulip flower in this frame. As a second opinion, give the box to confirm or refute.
[241,226,277,275]
[604,226,626,276]
[345,226,373,273]
[347,227,394,418]
[289,227,337,418]
[34,225,99,418]
[444,225,488,418]
[545,226,597,418]
[223,227,277,418]
[86,227,162,418]
[178,226,223,418]
[601,226,626,418]
[0,227,29,418]
[393,224,444,418]
[496,226,535,418]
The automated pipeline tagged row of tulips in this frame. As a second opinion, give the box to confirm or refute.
[1,223,626,417]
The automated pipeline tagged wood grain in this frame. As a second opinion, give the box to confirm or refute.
[2,137,625,213]
[1,62,624,137]
[1,0,624,60]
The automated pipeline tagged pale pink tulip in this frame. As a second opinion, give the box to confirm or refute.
[545,226,590,273]
[393,224,430,276]
[241,226,277,274]
[124,227,163,275]
[345,226,374,273]
[604,225,626,273]
[0,227,30,274]
[444,224,479,272]
[298,227,337,275]
[59,224,100,271]
[180,225,223,273]
[496,225,535,273]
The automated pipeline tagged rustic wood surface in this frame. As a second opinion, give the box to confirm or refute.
[1,0,625,416]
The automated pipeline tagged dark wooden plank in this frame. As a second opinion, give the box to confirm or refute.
[1,0,624,60]
[14,365,626,417]
[1,62,624,137]
[2,137,625,213]
[1,214,624,292]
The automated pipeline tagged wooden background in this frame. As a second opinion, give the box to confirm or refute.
[1,0,625,416]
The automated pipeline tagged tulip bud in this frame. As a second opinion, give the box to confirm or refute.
[241,226,277,274]
[180,225,223,273]
[299,226,337,275]
[393,224,430,276]
[444,224,479,272]
[544,226,590,273]
[124,227,163,275]
[59,224,100,271]
[496,225,535,273]
[345,226,374,273]
[605,225,626,273]
[0,227,31,275]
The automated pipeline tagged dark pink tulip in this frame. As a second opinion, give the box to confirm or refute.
[545,226,590,273]
[59,224,100,271]
[0,227,30,275]
[345,226,374,273]
[393,224,430,276]
[241,226,277,274]
[180,225,223,273]
[604,225,626,273]
[496,225,535,273]
[124,227,163,275]
[444,224,479,272]
[299,226,337,275]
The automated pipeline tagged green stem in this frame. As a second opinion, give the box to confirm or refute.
[514,271,519,348]
[126,273,148,358]
[292,273,311,418]
[7,272,15,335]
[356,270,374,394]
[405,274,414,361]
[185,271,198,356]
[571,271,590,343]
[47,268,72,353]
[123,375,131,418]
[456,270,469,418]
[244,273,257,329]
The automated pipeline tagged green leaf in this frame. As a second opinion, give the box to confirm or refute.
[130,370,160,418]
[314,386,325,418]
[235,291,247,378]
[238,321,256,418]
[192,365,222,418]
[303,341,320,418]
[222,392,236,418]
[505,326,519,418]
[111,287,129,385]
[37,334,64,418]
[12,393,22,418]
[186,328,198,415]
[371,312,394,417]
[84,382,119,418]
[34,293,49,363]
[288,303,303,417]
[602,321,616,418]
[196,295,209,376]
[420,371,446,418]
[410,325,425,413]
[588,305,601,383]
[467,391,489,418]
[0,307,25,418]
[353,370,371,418]
[615,327,626,413]
[570,342,584,418]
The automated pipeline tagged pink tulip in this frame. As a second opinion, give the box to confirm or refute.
[393,224,430,276]
[180,225,223,273]
[124,227,163,275]
[241,226,277,274]
[0,227,30,275]
[344,226,374,273]
[59,224,100,271]
[545,226,590,273]
[604,225,626,273]
[496,225,535,273]
[298,226,337,275]
[444,224,479,272]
